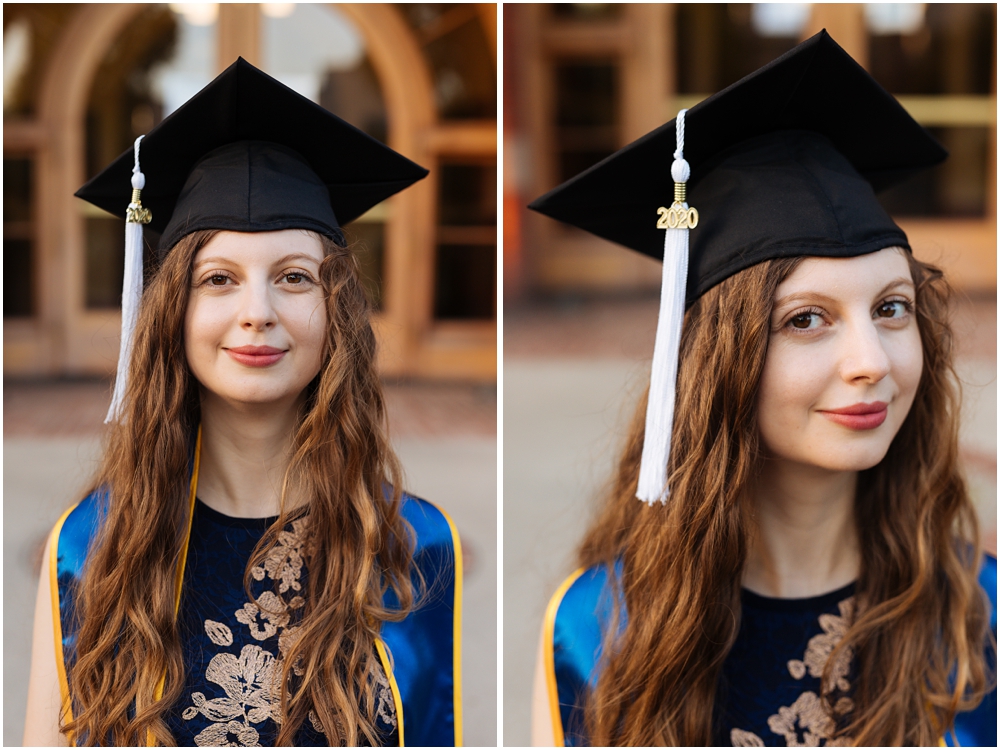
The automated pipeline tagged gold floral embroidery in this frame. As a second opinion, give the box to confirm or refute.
[181,643,277,747]
[182,520,395,746]
[235,591,291,640]
[787,598,854,692]
[731,727,765,746]
[249,519,308,594]
[767,691,834,746]
[730,595,855,747]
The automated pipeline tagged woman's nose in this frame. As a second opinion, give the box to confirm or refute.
[239,280,277,331]
[839,319,891,384]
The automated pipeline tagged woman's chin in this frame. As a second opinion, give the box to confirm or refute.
[199,381,307,410]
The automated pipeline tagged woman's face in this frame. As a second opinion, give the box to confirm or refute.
[185,230,327,408]
[756,247,923,473]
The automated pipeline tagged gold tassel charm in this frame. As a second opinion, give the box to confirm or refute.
[126,188,152,225]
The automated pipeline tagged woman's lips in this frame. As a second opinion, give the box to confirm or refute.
[225,345,286,367]
[818,401,888,430]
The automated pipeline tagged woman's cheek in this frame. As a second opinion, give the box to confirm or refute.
[888,326,924,406]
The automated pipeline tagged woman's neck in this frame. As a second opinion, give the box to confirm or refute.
[195,391,305,518]
[743,459,860,599]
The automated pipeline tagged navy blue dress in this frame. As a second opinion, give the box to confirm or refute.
[164,499,398,747]
[715,583,857,746]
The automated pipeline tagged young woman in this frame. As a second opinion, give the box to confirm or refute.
[528,32,995,747]
[23,60,461,747]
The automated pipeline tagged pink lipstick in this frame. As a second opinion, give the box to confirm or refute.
[225,345,286,367]
[818,401,888,430]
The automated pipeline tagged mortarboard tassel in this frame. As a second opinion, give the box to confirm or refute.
[636,110,698,505]
[105,135,152,424]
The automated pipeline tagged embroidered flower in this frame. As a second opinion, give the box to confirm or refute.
[205,620,234,647]
[249,519,307,593]
[767,691,835,746]
[731,728,765,746]
[235,591,290,640]
[192,720,260,747]
[183,645,276,745]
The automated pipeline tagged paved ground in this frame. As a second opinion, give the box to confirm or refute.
[3,379,497,747]
[502,293,997,747]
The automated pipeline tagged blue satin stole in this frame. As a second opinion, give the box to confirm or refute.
[546,556,997,747]
[51,489,462,747]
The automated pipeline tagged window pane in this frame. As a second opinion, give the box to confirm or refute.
[262,3,387,140]
[434,244,495,319]
[85,217,124,308]
[554,60,618,183]
[439,163,497,226]
[4,239,33,317]
[395,4,496,120]
[868,4,995,95]
[675,4,801,94]
[4,157,34,317]
[4,157,32,222]
[435,161,496,320]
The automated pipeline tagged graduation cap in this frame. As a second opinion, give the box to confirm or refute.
[76,58,429,423]
[529,30,946,505]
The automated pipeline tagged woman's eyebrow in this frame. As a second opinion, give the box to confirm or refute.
[191,256,234,270]
[192,253,321,269]
[774,276,916,308]
[273,253,322,267]
[874,276,916,297]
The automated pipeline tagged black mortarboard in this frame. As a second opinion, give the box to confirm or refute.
[528,29,946,307]
[76,58,428,423]
[76,57,428,255]
[528,31,946,505]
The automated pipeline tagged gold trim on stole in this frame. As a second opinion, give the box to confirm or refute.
[543,568,586,748]
[426,499,464,747]
[50,502,81,742]
[375,637,405,746]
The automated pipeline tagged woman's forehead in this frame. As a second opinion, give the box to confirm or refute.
[193,230,325,267]
[774,248,913,301]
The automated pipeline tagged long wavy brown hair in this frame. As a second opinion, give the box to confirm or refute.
[63,229,415,746]
[578,253,994,745]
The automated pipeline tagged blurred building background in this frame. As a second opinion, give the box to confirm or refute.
[4,2,496,380]
[504,4,996,745]
[4,4,497,745]
[505,3,995,297]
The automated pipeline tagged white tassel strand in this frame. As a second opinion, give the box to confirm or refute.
[105,135,151,424]
[637,110,695,505]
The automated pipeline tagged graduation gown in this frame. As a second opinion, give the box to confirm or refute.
[543,556,997,747]
[48,484,462,747]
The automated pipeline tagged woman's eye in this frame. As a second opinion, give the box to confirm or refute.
[208,274,230,286]
[282,272,314,285]
[875,300,909,319]
[788,312,821,330]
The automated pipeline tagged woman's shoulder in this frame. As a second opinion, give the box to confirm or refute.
[397,493,461,586]
[51,489,109,571]
[544,563,623,674]
[399,492,458,550]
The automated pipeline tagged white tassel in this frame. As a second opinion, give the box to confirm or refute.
[636,110,696,505]
[105,136,151,424]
